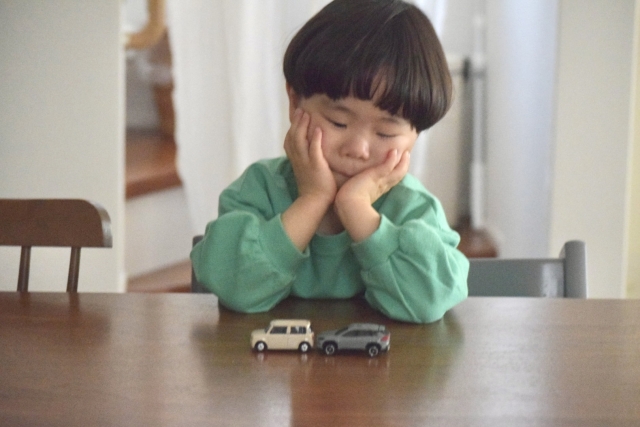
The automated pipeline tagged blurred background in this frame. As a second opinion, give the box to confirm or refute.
[1,0,639,299]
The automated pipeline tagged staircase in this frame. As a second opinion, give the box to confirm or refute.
[125,129,192,293]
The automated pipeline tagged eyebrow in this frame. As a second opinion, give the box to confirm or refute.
[324,100,405,125]
[326,103,354,115]
[378,115,403,125]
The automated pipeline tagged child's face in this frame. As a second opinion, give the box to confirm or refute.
[290,92,419,188]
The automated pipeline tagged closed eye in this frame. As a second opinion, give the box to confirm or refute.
[377,133,396,139]
[329,120,347,129]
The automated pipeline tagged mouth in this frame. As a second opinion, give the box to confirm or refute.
[331,169,354,183]
[330,163,360,178]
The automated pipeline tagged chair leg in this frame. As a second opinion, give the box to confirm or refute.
[17,246,31,292]
[67,247,81,293]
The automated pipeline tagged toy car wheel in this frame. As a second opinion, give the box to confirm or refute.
[323,342,337,356]
[299,342,311,353]
[254,341,267,352]
[366,344,380,357]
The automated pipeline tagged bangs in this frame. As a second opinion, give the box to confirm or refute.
[284,0,452,132]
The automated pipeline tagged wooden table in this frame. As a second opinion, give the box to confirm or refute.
[1,293,639,427]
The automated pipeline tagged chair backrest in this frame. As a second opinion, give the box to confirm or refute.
[191,235,211,293]
[0,199,112,292]
[467,240,587,298]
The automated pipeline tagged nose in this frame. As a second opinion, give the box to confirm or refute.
[340,134,369,160]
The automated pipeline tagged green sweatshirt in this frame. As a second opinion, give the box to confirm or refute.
[191,157,469,323]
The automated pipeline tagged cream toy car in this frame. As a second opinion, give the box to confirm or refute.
[250,319,314,353]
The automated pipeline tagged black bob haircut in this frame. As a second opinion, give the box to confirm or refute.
[283,0,452,132]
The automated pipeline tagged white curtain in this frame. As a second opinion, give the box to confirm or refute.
[167,0,447,234]
[407,0,448,188]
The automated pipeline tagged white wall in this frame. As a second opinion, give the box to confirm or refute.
[551,0,636,297]
[125,54,161,130]
[627,1,640,298]
[439,0,474,56]
[423,55,470,225]
[484,0,558,258]
[0,1,125,292]
[437,0,561,257]
[441,0,636,298]
[125,188,193,278]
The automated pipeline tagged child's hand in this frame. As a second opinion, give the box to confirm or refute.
[337,149,410,206]
[281,109,338,251]
[334,149,410,242]
[283,109,337,206]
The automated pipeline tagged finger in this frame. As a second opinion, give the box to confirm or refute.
[285,110,311,160]
[385,151,410,184]
[295,112,311,148]
[308,127,324,165]
[375,149,401,177]
[284,109,303,152]
[394,151,410,173]
[371,149,407,185]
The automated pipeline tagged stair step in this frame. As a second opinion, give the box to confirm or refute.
[127,259,192,293]
[126,129,181,199]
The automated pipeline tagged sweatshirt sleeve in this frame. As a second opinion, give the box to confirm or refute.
[352,189,469,324]
[190,161,307,312]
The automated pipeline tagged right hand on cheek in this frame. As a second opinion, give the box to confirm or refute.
[283,109,337,206]
[281,110,337,251]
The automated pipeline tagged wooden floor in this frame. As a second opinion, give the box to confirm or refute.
[127,260,192,293]
[454,216,498,258]
[126,129,181,199]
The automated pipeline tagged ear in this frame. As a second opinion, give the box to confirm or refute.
[286,83,300,122]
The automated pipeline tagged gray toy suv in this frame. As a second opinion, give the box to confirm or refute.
[316,323,390,357]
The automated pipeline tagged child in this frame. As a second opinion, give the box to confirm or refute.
[191,0,469,323]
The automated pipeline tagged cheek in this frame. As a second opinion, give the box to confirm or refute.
[318,132,333,158]
[370,136,417,163]
[397,135,418,153]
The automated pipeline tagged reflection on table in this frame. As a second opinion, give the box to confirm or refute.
[1,292,639,426]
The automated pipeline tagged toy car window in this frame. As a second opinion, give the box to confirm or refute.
[290,326,307,334]
[344,330,359,337]
[270,326,287,334]
[335,327,349,335]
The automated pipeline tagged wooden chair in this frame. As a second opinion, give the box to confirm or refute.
[0,199,112,292]
[467,240,587,298]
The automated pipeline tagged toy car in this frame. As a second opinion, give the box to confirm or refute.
[250,319,314,353]
[316,323,390,357]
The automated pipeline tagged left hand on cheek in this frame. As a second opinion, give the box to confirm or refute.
[336,149,411,206]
